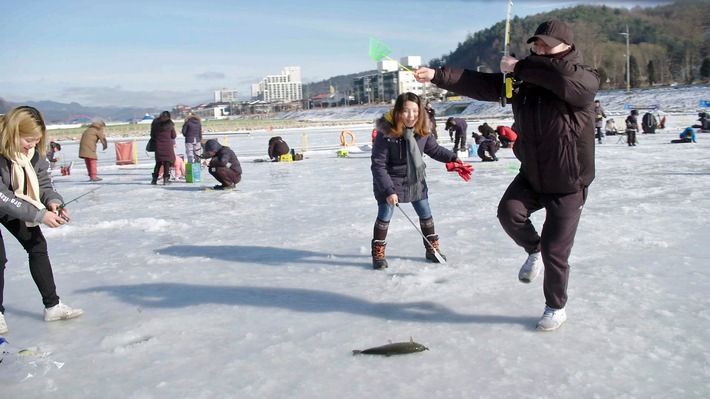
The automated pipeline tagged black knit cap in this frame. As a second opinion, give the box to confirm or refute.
[527,20,574,47]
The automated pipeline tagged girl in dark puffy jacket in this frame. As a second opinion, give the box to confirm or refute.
[370,92,467,269]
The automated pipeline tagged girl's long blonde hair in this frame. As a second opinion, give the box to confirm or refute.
[0,106,48,159]
[387,92,430,139]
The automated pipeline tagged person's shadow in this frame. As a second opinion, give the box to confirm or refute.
[158,245,366,268]
[77,282,535,326]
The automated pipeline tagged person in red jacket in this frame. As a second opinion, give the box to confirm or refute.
[416,20,600,332]
[496,125,518,148]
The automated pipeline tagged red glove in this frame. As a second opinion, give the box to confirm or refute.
[446,161,474,182]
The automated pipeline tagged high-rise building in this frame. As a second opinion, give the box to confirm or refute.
[214,89,239,103]
[252,66,303,103]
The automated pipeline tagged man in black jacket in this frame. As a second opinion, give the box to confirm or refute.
[202,139,242,190]
[416,20,600,331]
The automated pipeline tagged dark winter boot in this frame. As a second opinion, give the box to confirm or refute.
[163,174,171,185]
[424,234,446,263]
[151,173,158,185]
[371,239,388,270]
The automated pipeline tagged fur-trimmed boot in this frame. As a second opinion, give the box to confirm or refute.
[371,239,388,270]
[424,234,446,263]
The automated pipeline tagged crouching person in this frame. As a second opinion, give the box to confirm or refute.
[202,139,242,190]
[268,136,290,161]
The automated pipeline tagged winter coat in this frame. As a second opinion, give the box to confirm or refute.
[426,107,437,136]
[594,104,606,128]
[625,115,639,132]
[181,117,202,144]
[206,141,242,175]
[150,117,177,163]
[79,126,107,159]
[371,115,457,204]
[496,125,518,142]
[446,117,468,138]
[0,151,63,225]
[47,142,61,163]
[268,136,290,160]
[679,127,696,142]
[642,113,657,133]
[431,46,599,194]
[477,136,498,161]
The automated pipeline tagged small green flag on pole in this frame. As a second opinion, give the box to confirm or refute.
[368,37,417,76]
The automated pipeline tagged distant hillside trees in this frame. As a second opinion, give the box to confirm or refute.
[429,1,709,90]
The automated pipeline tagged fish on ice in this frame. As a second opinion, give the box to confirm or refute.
[352,337,429,356]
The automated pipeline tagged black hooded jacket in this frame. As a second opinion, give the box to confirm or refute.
[204,140,242,174]
[431,47,599,194]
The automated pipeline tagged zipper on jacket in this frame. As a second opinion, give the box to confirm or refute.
[536,98,543,139]
[518,97,526,138]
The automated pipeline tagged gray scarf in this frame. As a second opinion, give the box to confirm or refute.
[404,128,426,200]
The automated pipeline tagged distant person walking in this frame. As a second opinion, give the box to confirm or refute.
[181,113,202,163]
[79,121,107,182]
[0,106,85,334]
[150,111,177,185]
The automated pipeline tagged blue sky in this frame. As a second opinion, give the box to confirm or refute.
[0,0,670,108]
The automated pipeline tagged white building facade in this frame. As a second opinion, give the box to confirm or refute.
[252,66,303,103]
[214,89,239,103]
[354,56,438,104]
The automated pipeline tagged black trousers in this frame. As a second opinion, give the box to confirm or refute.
[0,218,60,314]
[209,167,242,186]
[153,161,172,179]
[497,175,585,309]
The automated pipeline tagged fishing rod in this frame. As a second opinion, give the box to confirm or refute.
[500,0,514,107]
[59,186,103,209]
[396,204,446,264]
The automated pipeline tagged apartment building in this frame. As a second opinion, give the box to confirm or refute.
[252,66,303,103]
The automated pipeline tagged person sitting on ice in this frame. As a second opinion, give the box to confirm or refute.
[604,118,619,136]
[201,139,242,190]
[268,136,290,162]
[671,127,697,143]
[692,112,710,132]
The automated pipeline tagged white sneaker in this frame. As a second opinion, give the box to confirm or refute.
[44,302,85,322]
[0,313,7,334]
[518,252,543,283]
[536,306,567,331]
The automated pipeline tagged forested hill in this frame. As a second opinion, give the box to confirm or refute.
[429,0,709,90]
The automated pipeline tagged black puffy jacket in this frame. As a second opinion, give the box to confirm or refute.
[432,47,599,194]
[371,114,457,204]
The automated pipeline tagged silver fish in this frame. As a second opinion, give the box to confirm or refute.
[352,337,429,356]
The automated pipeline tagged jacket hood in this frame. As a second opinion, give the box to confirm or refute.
[204,139,222,153]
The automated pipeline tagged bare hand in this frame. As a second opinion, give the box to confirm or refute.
[386,194,399,206]
[42,208,70,228]
[500,55,519,74]
[414,67,436,83]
